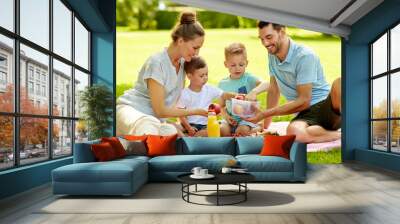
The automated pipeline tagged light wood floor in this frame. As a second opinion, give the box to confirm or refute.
[1,162,400,224]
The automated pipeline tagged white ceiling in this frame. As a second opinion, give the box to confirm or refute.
[172,0,384,38]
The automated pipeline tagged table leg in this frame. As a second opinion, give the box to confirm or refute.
[195,184,197,192]
[245,183,247,201]
[217,184,219,206]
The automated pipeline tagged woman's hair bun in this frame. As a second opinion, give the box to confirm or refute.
[180,11,196,25]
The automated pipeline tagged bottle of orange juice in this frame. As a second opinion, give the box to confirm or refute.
[207,111,220,137]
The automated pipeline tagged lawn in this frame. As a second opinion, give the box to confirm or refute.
[307,148,342,164]
[117,28,341,121]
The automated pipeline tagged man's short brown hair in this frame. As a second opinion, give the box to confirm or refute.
[224,42,247,59]
[184,56,207,74]
[257,21,285,31]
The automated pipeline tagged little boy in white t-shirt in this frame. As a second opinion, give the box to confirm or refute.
[177,56,235,137]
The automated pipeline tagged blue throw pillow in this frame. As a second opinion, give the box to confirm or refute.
[236,137,263,155]
[178,137,235,155]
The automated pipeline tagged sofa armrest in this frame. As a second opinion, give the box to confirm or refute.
[73,140,100,163]
[289,142,307,181]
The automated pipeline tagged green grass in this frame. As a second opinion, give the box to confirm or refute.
[117,28,341,122]
[307,148,342,164]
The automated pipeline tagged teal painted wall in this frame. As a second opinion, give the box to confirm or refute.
[343,0,400,171]
[92,31,116,136]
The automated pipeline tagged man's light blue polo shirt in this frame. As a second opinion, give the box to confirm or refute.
[268,39,330,106]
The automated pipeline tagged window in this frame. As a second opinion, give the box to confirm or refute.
[0,35,13,113]
[0,0,14,32]
[0,0,91,170]
[42,85,46,97]
[75,18,89,70]
[0,54,7,86]
[28,81,34,94]
[20,0,49,49]
[371,23,400,154]
[28,67,34,80]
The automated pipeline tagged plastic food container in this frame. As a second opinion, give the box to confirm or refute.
[231,98,258,118]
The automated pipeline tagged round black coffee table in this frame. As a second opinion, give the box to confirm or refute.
[177,173,255,206]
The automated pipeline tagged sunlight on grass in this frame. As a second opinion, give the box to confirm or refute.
[307,148,342,164]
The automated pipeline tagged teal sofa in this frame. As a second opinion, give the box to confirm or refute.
[52,137,307,196]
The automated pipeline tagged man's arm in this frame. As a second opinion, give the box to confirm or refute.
[246,81,269,101]
[264,76,280,128]
[264,83,312,118]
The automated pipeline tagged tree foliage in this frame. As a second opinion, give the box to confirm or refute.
[0,85,59,149]
[117,0,158,29]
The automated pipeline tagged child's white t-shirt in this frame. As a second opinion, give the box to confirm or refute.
[177,84,223,125]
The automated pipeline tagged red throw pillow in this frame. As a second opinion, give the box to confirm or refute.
[101,137,126,158]
[124,135,148,142]
[260,135,296,159]
[146,134,178,157]
[91,142,117,161]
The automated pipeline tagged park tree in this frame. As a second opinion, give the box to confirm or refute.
[116,0,158,29]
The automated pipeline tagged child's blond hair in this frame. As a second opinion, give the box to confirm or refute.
[224,42,247,59]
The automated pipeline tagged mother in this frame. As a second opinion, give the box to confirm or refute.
[117,11,208,136]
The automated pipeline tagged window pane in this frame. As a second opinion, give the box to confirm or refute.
[20,44,49,115]
[53,119,72,158]
[75,18,89,70]
[20,0,49,49]
[0,116,13,170]
[391,120,400,153]
[53,59,72,117]
[391,24,400,70]
[372,77,387,119]
[74,69,89,118]
[0,0,14,31]
[372,121,388,151]
[372,33,387,76]
[0,35,14,113]
[20,117,49,165]
[391,72,400,118]
[75,120,88,143]
[53,0,72,60]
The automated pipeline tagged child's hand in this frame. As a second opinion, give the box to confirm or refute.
[224,114,237,126]
[245,92,257,101]
[187,127,197,136]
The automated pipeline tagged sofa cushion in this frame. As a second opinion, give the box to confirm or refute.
[146,134,178,157]
[260,135,296,159]
[235,137,263,155]
[148,154,235,172]
[236,155,293,172]
[119,138,147,156]
[101,137,127,158]
[91,142,118,161]
[52,158,147,183]
[177,137,235,155]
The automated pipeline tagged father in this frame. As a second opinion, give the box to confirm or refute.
[246,21,341,143]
